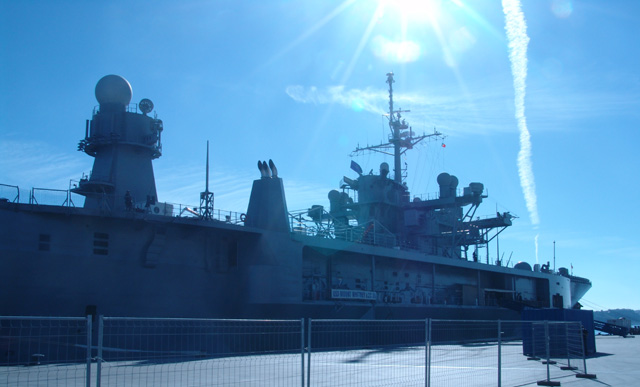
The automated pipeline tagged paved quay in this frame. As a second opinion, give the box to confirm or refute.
[546,335,640,387]
[1,334,637,386]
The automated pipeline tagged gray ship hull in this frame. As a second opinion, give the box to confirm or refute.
[0,200,556,321]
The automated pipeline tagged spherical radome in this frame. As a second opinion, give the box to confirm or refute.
[95,75,132,105]
[514,261,533,271]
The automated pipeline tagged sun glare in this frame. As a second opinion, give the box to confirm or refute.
[379,0,442,23]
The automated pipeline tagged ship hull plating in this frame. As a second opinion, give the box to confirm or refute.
[1,201,551,321]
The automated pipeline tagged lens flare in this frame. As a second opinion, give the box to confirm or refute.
[379,0,442,23]
[370,35,421,63]
[351,98,365,112]
[551,0,573,18]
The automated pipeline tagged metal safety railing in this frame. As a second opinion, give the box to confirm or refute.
[0,316,596,387]
[289,208,397,249]
[0,184,20,203]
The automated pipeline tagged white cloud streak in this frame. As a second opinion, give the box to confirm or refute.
[285,83,522,135]
[285,85,387,115]
[0,140,88,188]
[502,0,539,226]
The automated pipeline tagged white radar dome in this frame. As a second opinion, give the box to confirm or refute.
[95,75,132,105]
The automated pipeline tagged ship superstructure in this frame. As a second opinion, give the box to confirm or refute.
[0,74,591,321]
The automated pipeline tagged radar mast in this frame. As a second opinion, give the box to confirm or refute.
[200,140,214,220]
[351,72,445,183]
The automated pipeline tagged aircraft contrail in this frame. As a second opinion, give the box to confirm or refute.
[502,0,539,226]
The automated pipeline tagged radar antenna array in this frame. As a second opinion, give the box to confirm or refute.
[350,72,446,183]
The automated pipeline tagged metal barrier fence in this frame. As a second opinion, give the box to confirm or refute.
[0,316,594,386]
[97,317,304,387]
[307,319,427,387]
[0,316,92,386]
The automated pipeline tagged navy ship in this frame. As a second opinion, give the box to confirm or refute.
[0,74,592,320]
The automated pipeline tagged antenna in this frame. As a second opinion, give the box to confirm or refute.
[351,72,445,184]
[200,141,214,220]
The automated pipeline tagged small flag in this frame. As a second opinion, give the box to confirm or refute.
[350,160,363,175]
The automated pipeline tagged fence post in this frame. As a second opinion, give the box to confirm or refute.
[537,321,560,386]
[307,318,312,387]
[300,318,305,387]
[85,315,92,387]
[576,323,597,380]
[528,323,540,360]
[545,321,551,380]
[561,323,577,371]
[425,318,431,387]
[96,315,104,387]
[498,320,502,387]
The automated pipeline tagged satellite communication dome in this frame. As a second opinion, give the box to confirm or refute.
[95,75,132,105]
[514,261,533,271]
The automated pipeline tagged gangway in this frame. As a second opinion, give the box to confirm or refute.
[594,320,629,337]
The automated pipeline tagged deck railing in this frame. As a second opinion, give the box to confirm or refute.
[289,208,396,249]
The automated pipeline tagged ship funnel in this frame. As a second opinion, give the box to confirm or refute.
[258,161,272,178]
[246,160,289,232]
[269,159,278,178]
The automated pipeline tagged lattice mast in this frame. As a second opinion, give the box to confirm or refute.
[200,140,214,220]
[351,72,444,184]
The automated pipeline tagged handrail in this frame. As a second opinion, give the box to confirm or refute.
[0,183,19,203]
[289,208,396,248]
[1,183,245,221]
[29,187,75,207]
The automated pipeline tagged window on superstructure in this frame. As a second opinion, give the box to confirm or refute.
[93,232,109,256]
[38,234,50,251]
